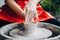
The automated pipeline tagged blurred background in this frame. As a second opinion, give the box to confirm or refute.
[39,0,60,19]
[0,0,5,7]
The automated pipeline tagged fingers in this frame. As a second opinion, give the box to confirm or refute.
[25,9,34,23]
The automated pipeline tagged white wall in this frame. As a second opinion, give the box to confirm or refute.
[0,0,5,7]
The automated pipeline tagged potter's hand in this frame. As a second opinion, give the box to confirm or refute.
[24,5,34,23]
[5,0,26,18]
[24,0,40,22]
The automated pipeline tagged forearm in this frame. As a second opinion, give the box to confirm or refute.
[5,0,25,18]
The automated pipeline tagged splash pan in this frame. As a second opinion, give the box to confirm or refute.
[0,22,60,40]
[9,28,52,39]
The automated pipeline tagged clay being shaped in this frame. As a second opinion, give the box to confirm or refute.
[22,0,41,35]
[24,0,41,23]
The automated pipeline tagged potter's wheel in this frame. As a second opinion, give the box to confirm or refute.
[10,28,52,39]
[0,22,60,40]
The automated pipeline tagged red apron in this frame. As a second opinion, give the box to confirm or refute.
[0,0,54,22]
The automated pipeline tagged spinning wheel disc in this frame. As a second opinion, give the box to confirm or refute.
[10,28,52,40]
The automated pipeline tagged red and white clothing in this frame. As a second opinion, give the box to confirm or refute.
[0,0,54,22]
